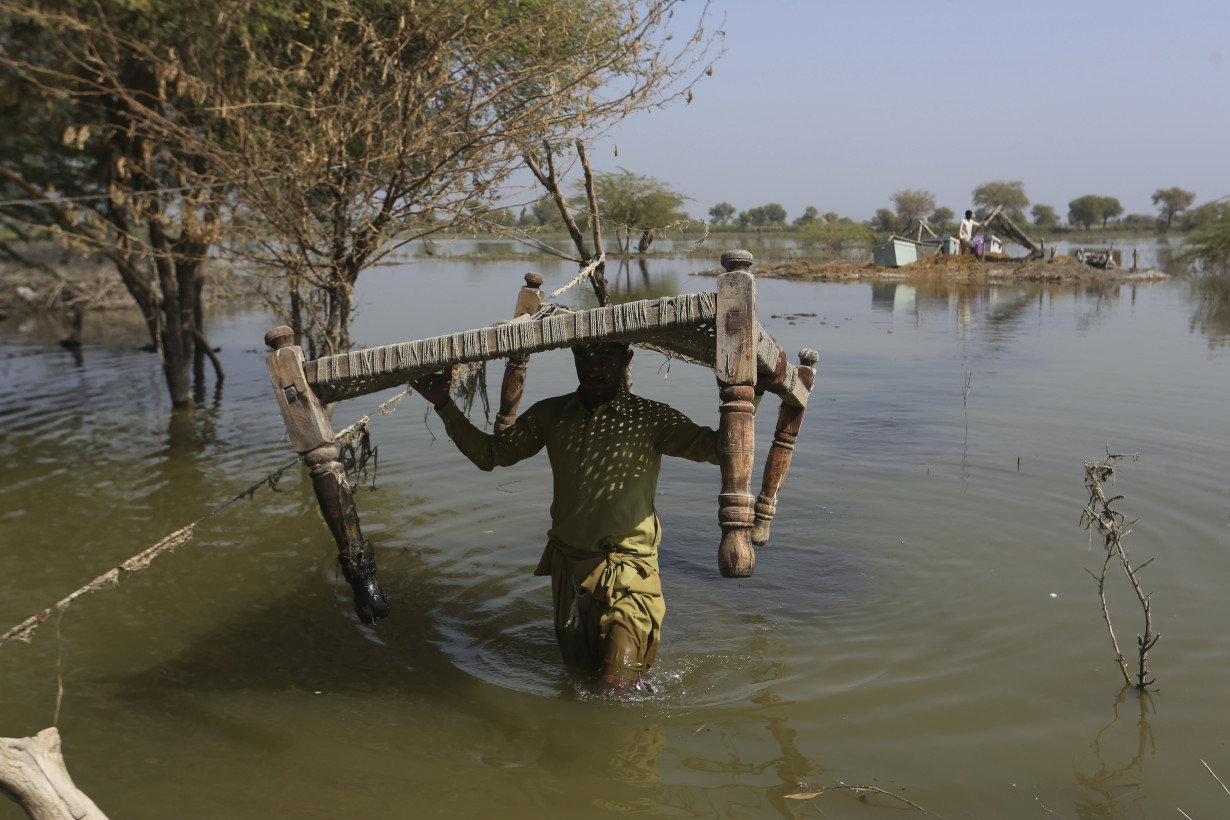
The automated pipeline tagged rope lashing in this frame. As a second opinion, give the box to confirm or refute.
[0,527,196,647]
[546,254,605,300]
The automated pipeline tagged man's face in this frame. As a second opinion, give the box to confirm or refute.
[573,343,631,406]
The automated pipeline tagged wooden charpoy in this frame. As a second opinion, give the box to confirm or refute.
[265,249,817,623]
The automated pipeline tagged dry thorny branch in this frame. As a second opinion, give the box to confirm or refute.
[1079,447,1158,690]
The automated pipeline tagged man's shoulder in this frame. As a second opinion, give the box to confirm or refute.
[523,392,581,419]
[615,390,689,419]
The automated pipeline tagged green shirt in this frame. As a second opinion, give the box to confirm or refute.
[436,388,719,564]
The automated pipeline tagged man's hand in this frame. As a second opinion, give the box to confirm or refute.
[410,367,453,407]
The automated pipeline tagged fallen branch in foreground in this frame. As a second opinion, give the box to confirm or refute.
[0,728,109,819]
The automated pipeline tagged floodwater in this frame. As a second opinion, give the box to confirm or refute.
[1,247,1228,819]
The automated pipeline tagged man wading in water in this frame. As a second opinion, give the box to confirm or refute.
[412,342,723,695]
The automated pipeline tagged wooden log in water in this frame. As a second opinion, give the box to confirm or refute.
[266,327,389,624]
[752,349,818,546]
[494,272,544,432]
[715,250,758,578]
[0,728,109,820]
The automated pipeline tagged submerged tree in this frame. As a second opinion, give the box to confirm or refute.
[0,0,261,405]
[1,0,721,382]
[574,168,687,255]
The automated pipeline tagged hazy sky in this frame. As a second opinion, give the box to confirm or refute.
[584,0,1229,225]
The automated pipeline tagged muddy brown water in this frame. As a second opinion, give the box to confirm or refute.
[1,251,1228,819]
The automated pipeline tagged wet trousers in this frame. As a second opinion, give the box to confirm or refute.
[536,541,665,680]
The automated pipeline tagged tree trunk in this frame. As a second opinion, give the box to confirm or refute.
[148,222,200,407]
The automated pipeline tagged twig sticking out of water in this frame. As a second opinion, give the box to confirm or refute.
[1079,447,1158,690]
[1177,762,1230,820]
[1203,759,1230,796]
[785,781,948,817]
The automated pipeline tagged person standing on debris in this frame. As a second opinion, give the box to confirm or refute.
[958,210,981,257]
[410,343,723,695]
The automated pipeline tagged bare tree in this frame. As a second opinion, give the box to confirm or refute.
[223,0,721,358]
[524,140,611,306]
[1,0,722,382]
[0,1,241,405]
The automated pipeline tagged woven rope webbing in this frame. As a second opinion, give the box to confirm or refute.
[306,291,787,403]
[309,293,718,402]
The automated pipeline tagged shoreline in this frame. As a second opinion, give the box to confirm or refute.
[1,244,1168,318]
[0,243,260,316]
[752,252,1169,285]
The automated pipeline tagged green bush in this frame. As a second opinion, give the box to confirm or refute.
[798,220,876,255]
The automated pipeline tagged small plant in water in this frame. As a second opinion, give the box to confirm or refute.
[1079,448,1159,690]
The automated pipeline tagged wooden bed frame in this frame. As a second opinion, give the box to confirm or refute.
[265,249,817,623]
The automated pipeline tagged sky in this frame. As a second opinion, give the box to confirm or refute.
[575,0,1230,225]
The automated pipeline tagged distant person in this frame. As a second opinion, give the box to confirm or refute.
[958,210,981,257]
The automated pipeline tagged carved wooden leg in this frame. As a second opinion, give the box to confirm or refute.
[752,349,818,546]
[494,272,544,432]
[716,250,758,578]
[494,354,530,433]
[717,382,757,577]
[266,327,389,624]
[305,444,389,623]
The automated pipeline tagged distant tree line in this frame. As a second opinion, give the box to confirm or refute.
[525,177,1213,243]
[867,180,1204,236]
[488,172,1224,279]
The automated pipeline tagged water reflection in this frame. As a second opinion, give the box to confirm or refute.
[609,257,653,294]
[667,711,825,819]
[867,279,1158,344]
[1189,270,1230,348]
[5,255,1230,820]
[1072,687,1155,819]
[577,262,689,307]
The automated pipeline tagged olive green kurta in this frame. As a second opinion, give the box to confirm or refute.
[435,388,718,678]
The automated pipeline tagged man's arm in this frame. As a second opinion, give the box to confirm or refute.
[652,385,768,466]
[656,410,721,465]
[411,369,545,471]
